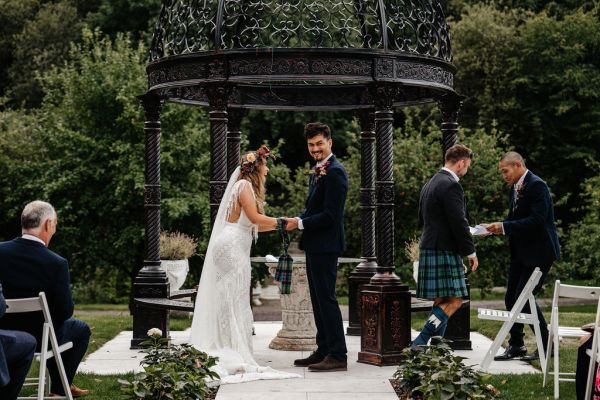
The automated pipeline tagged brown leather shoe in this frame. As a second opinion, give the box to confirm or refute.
[294,351,325,367]
[50,384,90,398]
[308,355,347,372]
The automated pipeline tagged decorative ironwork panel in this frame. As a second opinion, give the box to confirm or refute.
[395,61,453,87]
[150,0,450,61]
[385,0,452,61]
[361,293,380,350]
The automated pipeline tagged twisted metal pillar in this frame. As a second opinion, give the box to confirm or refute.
[358,84,410,365]
[132,94,169,349]
[437,95,472,350]
[207,86,230,226]
[226,108,245,179]
[347,109,378,336]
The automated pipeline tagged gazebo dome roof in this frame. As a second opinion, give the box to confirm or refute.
[150,0,452,62]
[146,0,458,111]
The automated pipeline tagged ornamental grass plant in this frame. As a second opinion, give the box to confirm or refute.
[160,231,198,260]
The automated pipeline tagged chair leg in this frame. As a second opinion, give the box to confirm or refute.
[38,324,49,400]
[554,327,560,400]
[544,327,554,387]
[48,329,73,400]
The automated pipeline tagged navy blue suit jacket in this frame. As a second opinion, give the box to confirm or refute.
[0,238,74,343]
[418,170,475,256]
[299,155,348,254]
[503,171,560,266]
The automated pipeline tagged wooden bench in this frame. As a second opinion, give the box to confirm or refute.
[134,288,197,313]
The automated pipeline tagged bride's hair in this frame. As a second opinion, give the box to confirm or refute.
[239,145,272,214]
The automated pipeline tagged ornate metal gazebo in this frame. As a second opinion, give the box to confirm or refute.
[132,0,469,364]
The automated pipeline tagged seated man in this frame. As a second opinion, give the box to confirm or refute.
[0,201,91,397]
[0,283,37,400]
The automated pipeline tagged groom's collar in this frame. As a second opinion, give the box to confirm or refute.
[441,167,460,182]
[316,153,334,167]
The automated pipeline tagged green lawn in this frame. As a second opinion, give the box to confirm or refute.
[18,305,591,399]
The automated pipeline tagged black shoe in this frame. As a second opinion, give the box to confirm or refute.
[521,350,539,361]
[494,345,527,361]
[294,351,325,367]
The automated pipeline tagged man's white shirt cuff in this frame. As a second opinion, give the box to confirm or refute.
[501,223,506,235]
[467,252,476,258]
[296,217,304,230]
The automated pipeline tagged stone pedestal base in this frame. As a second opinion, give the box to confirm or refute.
[267,260,317,351]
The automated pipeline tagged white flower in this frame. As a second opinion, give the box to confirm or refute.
[147,328,162,338]
[246,152,256,163]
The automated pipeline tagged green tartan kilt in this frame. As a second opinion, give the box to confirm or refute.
[416,248,468,300]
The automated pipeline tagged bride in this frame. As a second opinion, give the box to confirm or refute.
[190,145,300,384]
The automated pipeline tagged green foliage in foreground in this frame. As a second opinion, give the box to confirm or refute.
[394,338,497,399]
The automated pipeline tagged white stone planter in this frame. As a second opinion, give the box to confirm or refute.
[160,259,189,291]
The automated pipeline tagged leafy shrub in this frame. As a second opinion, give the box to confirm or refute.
[393,339,498,399]
[119,329,220,400]
[160,231,198,260]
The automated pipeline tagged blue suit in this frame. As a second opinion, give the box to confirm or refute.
[503,171,560,349]
[299,155,348,360]
[0,238,91,396]
[0,283,37,400]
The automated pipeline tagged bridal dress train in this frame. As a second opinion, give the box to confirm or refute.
[189,167,300,384]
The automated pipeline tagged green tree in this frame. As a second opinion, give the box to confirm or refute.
[0,29,211,303]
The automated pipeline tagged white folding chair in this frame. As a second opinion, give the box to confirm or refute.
[477,268,546,373]
[5,292,73,400]
[543,281,600,399]
[585,296,600,400]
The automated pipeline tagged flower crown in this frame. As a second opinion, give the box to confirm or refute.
[240,145,275,176]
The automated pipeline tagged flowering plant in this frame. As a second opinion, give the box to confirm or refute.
[119,327,220,400]
[310,160,331,183]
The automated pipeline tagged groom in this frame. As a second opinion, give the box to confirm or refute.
[285,122,348,372]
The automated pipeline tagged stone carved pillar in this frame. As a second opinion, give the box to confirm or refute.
[347,109,378,336]
[207,86,230,226]
[226,108,245,179]
[267,259,317,351]
[132,94,170,349]
[358,84,411,366]
[437,95,472,350]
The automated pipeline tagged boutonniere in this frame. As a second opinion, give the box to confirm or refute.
[310,160,331,183]
[516,183,526,200]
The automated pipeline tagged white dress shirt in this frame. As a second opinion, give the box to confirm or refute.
[297,153,334,230]
[501,169,529,235]
[22,234,45,246]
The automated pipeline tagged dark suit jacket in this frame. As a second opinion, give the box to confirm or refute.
[503,171,560,266]
[418,169,475,256]
[0,285,11,386]
[0,238,74,342]
[299,155,348,253]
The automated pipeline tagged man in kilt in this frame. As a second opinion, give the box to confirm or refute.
[412,144,479,349]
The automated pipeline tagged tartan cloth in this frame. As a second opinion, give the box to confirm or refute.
[273,219,293,294]
[416,248,468,299]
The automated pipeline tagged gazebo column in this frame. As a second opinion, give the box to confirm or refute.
[347,110,378,336]
[207,86,230,226]
[226,108,245,179]
[131,94,169,349]
[358,85,411,365]
[438,96,472,350]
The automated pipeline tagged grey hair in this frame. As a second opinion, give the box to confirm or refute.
[500,151,526,167]
[21,201,56,230]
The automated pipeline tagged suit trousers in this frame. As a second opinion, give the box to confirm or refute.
[305,252,347,361]
[0,330,36,400]
[505,261,550,349]
[47,318,91,395]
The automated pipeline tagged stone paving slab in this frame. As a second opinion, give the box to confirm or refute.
[79,321,539,400]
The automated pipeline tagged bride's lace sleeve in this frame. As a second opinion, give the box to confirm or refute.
[225,179,256,221]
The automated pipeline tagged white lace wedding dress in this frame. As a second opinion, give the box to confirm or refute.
[189,167,300,384]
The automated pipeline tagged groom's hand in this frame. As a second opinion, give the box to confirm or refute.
[284,217,298,231]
